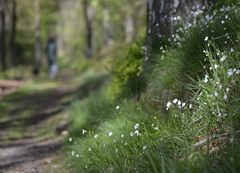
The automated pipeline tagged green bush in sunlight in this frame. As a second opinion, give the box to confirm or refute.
[107,42,145,100]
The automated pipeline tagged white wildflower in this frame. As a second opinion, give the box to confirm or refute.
[76,154,80,158]
[236,69,240,74]
[69,137,73,142]
[228,68,234,77]
[88,147,91,152]
[134,130,141,136]
[182,102,186,108]
[108,132,113,137]
[226,88,230,92]
[82,129,87,135]
[121,134,124,138]
[130,132,134,136]
[214,64,219,69]
[116,105,120,110]
[94,134,98,139]
[166,101,172,110]
[177,100,182,106]
[218,112,222,117]
[189,104,193,109]
[204,74,209,83]
[134,123,140,129]
[71,151,75,156]
[220,55,226,62]
[214,92,218,97]
[224,94,228,101]
[204,36,208,41]
[154,127,159,131]
[143,145,147,150]
[173,98,178,104]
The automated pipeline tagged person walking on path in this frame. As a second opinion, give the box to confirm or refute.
[46,36,58,79]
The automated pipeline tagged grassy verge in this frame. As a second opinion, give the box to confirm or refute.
[67,3,240,173]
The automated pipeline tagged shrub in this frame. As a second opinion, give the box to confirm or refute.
[107,41,145,100]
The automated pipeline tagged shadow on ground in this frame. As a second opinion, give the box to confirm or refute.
[0,73,109,172]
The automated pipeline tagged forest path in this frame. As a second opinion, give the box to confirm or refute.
[0,71,108,173]
[0,78,75,173]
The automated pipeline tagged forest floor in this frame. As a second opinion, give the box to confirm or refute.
[0,78,72,173]
[0,70,107,173]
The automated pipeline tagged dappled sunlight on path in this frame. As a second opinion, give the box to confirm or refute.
[0,71,108,172]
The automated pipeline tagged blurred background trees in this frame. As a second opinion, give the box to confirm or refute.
[0,0,146,73]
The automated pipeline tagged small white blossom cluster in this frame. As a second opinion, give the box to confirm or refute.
[151,123,159,131]
[115,105,120,110]
[227,68,240,77]
[130,123,141,136]
[166,98,190,111]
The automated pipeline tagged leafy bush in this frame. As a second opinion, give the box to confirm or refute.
[107,42,145,100]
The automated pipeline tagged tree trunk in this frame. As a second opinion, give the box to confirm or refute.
[0,0,6,70]
[10,0,17,66]
[146,0,214,47]
[34,0,41,75]
[125,4,134,43]
[102,0,111,47]
[83,0,94,58]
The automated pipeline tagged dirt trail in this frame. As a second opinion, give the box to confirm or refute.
[0,73,107,173]
[0,81,72,173]
[0,137,64,173]
[0,80,23,99]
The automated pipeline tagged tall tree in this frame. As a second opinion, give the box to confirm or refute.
[124,1,134,43]
[102,0,111,47]
[83,0,94,58]
[34,0,41,75]
[10,0,17,66]
[0,0,6,70]
[146,0,214,47]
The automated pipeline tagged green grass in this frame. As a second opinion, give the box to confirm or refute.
[67,3,240,173]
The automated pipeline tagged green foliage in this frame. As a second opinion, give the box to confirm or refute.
[68,43,240,173]
[107,42,145,99]
[215,0,239,7]
[67,4,240,173]
[69,93,115,136]
[145,4,240,108]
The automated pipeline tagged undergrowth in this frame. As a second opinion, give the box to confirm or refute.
[67,3,240,173]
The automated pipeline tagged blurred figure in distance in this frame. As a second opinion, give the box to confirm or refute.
[46,36,58,79]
